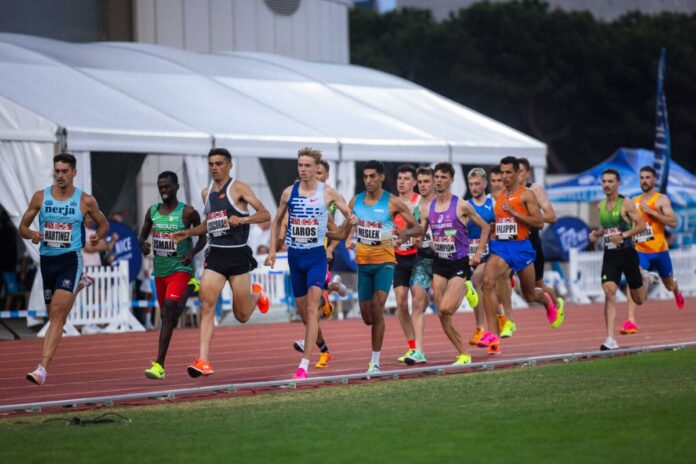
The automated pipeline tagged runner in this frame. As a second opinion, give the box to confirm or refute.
[422,162,487,365]
[403,167,436,365]
[265,148,354,379]
[139,171,207,380]
[588,168,649,350]
[19,153,109,385]
[481,157,564,355]
[345,160,422,375]
[391,164,422,363]
[172,148,271,377]
[518,157,564,317]
[622,166,685,334]
[465,168,503,350]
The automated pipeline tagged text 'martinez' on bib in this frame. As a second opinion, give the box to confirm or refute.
[43,222,73,248]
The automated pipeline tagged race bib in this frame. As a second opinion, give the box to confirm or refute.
[421,227,433,249]
[290,217,318,244]
[634,224,655,243]
[603,227,622,250]
[392,230,414,251]
[43,222,73,248]
[432,236,456,259]
[207,210,230,237]
[468,238,489,259]
[495,218,518,240]
[357,220,383,246]
[152,230,177,257]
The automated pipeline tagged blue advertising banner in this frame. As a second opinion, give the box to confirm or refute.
[541,216,591,262]
[108,220,141,282]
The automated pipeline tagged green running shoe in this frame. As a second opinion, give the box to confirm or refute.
[500,320,517,338]
[397,349,416,363]
[552,297,565,329]
[451,353,472,366]
[404,350,427,365]
[465,280,479,308]
[144,361,165,380]
[188,277,201,294]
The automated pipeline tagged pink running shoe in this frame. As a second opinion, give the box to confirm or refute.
[544,293,563,328]
[476,331,495,348]
[675,292,685,310]
[620,320,638,335]
[292,368,308,380]
[487,334,501,355]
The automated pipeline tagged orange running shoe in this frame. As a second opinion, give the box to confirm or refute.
[488,335,501,355]
[187,358,214,378]
[497,314,508,333]
[469,327,485,346]
[320,290,333,318]
[315,352,332,368]
[252,282,270,313]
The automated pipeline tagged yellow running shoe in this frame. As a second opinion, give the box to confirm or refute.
[500,320,517,338]
[397,349,416,363]
[552,297,565,329]
[468,327,485,346]
[465,280,479,308]
[187,277,200,294]
[452,353,472,366]
[144,361,165,380]
[315,352,332,369]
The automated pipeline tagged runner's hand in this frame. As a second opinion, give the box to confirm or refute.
[470,253,481,267]
[171,230,187,244]
[609,233,623,245]
[501,201,512,213]
[588,229,601,242]
[140,240,152,256]
[88,233,100,246]
[264,253,276,268]
[326,248,333,261]
[181,251,193,266]
[228,216,244,227]
[30,230,42,244]
[345,238,355,250]
[347,213,358,226]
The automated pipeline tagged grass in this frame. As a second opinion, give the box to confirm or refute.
[2,349,696,464]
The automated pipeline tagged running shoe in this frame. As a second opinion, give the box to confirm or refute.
[451,353,472,366]
[500,320,517,338]
[640,269,660,285]
[292,367,308,380]
[487,335,501,355]
[366,363,381,379]
[320,290,334,319]
[187,277,201,294]
[476,330,495,348]
[675,292,685,310]
[469,327,485,346]
[619,320,638,335]
[187,358,214,378]
[600,337,619,351]
[26,364,46,385]
[315,352,332,369]
[79,274,94,290]
[293,339,305,353]
[497,314,507,333]
[252,282,270,313]
[465,280,479,308]
[144,361,165,380]
[332,274,348,297]
[544,293,564,328]
[397,348,416,363]
[404,350,427,365]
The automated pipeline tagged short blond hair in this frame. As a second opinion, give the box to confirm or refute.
[467,167,487,180]
[297,147,322,164]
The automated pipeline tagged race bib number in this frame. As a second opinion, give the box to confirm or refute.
[152,231,177,257]
[495,218,518,240]
[468,238,489,259]
[290,217,319,244]
[357,220,383,246]
[392,230,414,251]
[634,224,655,243]
[432,236,456,259]
[421,227,433,249]
[603,227,622,250]
[43,222,73,248]
[207,210,230,237]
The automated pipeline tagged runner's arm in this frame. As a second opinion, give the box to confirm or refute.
[18,190,44,244]
[621,200,646,240]
[461,201,489,266]
[640,195,677,228]
[391,195,423,238]
[138,209,153,255]
[344,197,357,248]
[531,184,557,224]
[232,182,271,226]
[506,189,544,229]
[183,205,207,260]
[266,187,290,268]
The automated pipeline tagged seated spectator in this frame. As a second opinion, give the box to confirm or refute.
[248,220,271,258]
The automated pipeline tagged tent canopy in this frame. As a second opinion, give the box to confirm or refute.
[0,33,546,163]
[546,148,696,207]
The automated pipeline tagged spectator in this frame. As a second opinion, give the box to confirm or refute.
[248,219,271,258]
[82,215,118,267]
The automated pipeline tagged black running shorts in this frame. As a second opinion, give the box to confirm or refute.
[204,245,257,278]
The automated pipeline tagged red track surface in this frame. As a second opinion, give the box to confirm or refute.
[1,299,693,408]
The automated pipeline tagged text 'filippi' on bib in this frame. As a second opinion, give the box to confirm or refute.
[495,218,518,240]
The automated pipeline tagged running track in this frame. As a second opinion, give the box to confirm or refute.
[1,299,693,410]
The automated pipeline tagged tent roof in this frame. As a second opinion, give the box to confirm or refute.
[0,33,546,163]
[546,148,696,207]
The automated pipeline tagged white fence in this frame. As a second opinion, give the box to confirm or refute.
[568,246,696,304]
[37,262,144,337]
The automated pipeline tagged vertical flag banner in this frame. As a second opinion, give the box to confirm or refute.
[653,47,671,194]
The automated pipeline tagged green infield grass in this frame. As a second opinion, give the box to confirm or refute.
[2,349,695,464]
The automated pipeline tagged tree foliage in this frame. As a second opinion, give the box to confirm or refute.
[349,1,696,174]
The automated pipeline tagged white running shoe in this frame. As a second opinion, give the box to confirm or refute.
[293,339,305,353]
[80,274,94,289]
[366,362,381,379]
[26,364,47,385]
[640,269,660,285]
[600,337,619,351]
[331,274,348,297]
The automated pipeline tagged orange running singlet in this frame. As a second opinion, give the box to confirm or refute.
[493,186,530,240]
[634,193,668,253]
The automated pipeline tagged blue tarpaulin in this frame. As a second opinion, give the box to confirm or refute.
[546,148,696,207]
